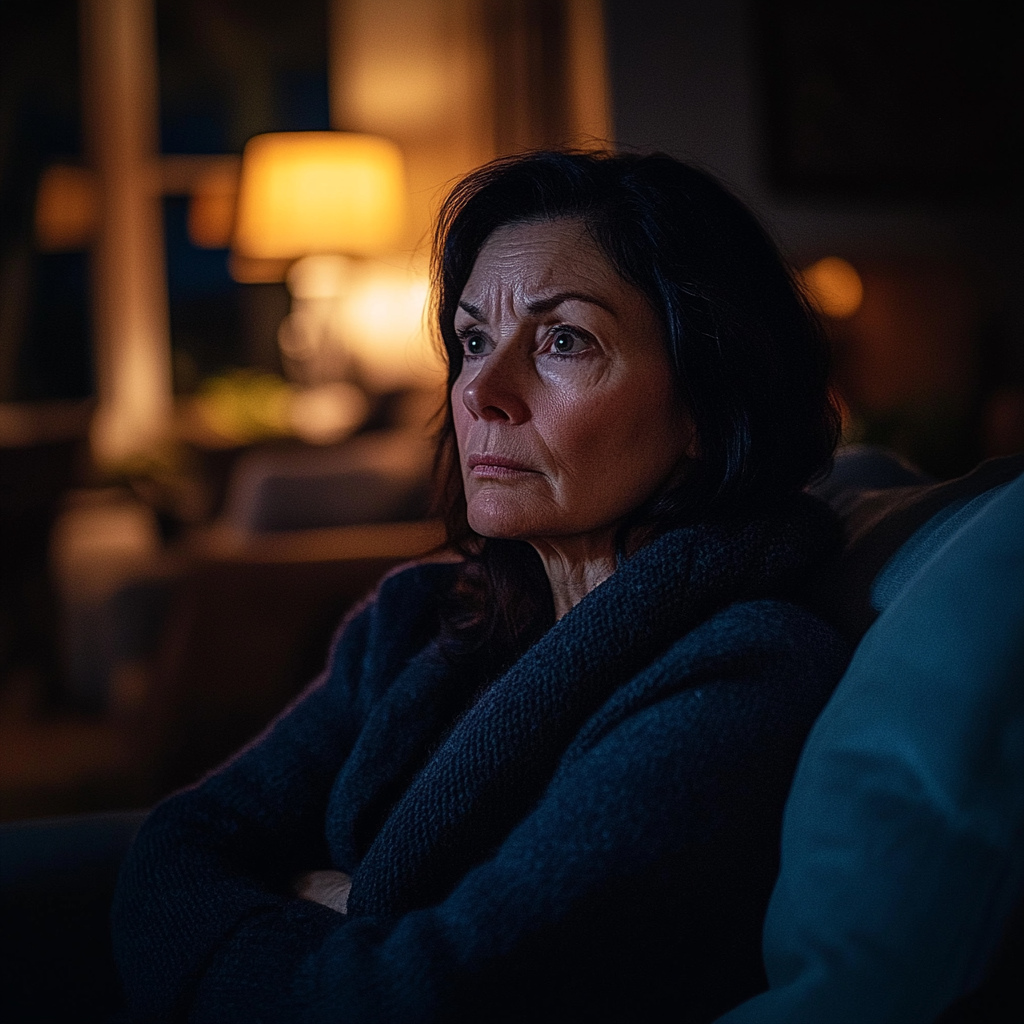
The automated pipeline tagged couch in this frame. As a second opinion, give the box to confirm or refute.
[720,448,1024,1023]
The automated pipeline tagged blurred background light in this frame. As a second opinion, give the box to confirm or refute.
[225,129,417,389]
[286,253,351,300]
[333,264,437,391]
[186,158,240,249]
[34,166,100,252]
[801,256,864,319]
[80,0,173,468]
[276,258,437,391]
[231,131,406,261]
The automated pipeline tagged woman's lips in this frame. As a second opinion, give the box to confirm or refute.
[466,454,539,478]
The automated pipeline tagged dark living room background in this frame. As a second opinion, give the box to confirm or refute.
[0,0,1021,820]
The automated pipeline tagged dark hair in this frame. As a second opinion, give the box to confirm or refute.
[431,150,840,654]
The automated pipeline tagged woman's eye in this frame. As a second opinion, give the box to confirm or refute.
[550,329,587,355]
[463,334,488,356]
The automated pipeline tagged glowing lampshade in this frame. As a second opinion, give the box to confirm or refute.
[232,132,405,260]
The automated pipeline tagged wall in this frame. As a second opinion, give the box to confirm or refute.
[604,0,1024,474]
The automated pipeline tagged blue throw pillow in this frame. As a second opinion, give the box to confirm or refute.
[869,484,1008,614]
[718,471,1024,1023]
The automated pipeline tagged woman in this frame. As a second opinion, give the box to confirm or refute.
[113,152,849,1022]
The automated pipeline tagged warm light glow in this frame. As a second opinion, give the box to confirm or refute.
[183,371,369,447]
[566,0,612,145]
[34,165,99,251]
[335,264,441,389]
[288,382,369,445]
[232,131,406,260]
[801,257,864,319]
[287,254,351,300]
[187,162,239,248]
[329,0,497,251]
[81,0,173,467]
[276,261,440,389]
[228,255,292,284]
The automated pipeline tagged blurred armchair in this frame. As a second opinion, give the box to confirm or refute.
[146,517,444,793]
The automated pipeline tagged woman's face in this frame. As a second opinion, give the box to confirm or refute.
[452,218,693,548]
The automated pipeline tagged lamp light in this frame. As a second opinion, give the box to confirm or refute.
[229,131,413,397]
[232,131,405,261]
[34,165,100,252]
[801,257,864,319]
[187,159,240,249]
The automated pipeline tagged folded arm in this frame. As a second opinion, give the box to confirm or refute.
[113,597,379,1018]
[115,600,843,1023]
[191,671,825,1023]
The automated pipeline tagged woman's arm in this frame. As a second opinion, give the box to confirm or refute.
[167,603,843,1024]
[112,563,453,1019]
[111,607,368,1019]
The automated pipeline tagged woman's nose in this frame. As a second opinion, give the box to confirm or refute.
[460,348,530,423]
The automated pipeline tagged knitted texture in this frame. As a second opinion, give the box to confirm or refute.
[112,494,848,1023]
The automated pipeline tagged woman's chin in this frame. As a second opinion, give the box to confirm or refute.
[466,515,526,541]
[466,501,541,542]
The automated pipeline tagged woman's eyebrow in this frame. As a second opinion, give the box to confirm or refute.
[457,300,485,320]
[457,292,616,320]
[525,291,616,316]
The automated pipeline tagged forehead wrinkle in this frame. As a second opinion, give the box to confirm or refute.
[461,271,619,323]
[524,291,617,318]
[459,220,625,326]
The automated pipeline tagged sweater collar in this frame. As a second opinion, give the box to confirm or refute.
[348,493,835,917]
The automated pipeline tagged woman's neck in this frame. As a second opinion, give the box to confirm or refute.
[528,532,618,620]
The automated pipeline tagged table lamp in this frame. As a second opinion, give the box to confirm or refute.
[231,131,407,387]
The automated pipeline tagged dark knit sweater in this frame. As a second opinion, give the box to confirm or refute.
[112,496,849,1023]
